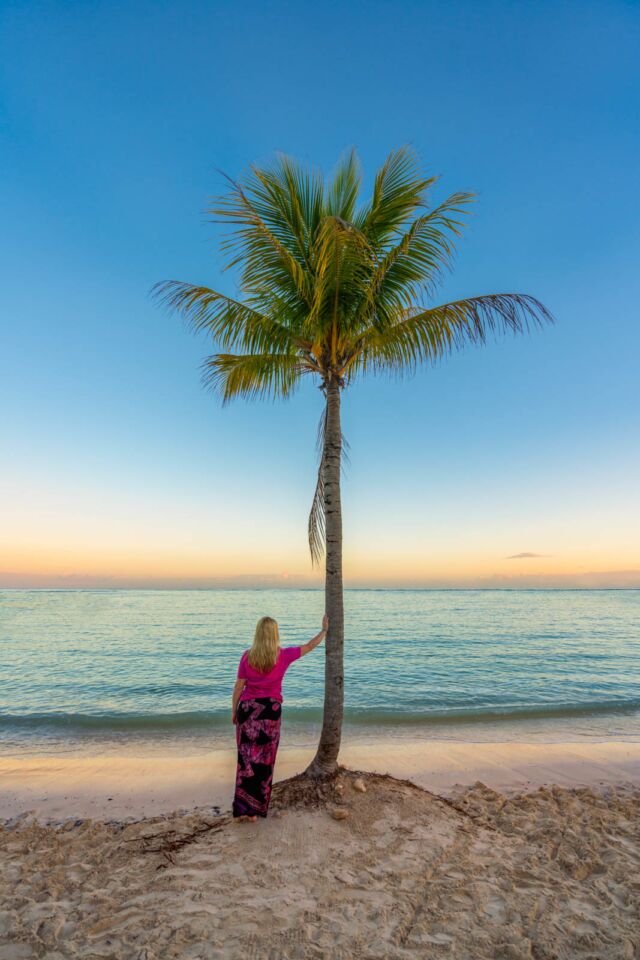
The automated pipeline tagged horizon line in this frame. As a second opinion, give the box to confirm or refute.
[2,585,640,593]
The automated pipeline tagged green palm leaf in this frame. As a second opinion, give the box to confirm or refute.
[349,293,553,377]
[202,352,309,404]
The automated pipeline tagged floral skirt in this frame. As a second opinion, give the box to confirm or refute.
[233,697,282,818]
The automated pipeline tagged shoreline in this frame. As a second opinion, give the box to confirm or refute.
[3,737,640,822]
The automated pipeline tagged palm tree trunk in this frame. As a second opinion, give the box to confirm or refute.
[306,376,344,777]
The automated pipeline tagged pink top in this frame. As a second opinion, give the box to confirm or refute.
[237,646,302,702]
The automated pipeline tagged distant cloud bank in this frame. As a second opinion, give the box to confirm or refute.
[2,570,640,590]
[506,552,551,560]
[0,571,323,590]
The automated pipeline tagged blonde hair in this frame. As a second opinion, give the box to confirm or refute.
[247,616,280,673]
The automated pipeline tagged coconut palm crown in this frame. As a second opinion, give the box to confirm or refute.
[155,147,552,776]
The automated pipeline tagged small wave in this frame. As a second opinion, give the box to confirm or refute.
[0,711,226,733]
[1,698,640,736]
[343,699,640,726]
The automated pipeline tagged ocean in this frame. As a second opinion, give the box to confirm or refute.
[2,589,639,756]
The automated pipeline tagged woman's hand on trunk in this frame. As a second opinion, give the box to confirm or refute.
[300,616,329,656]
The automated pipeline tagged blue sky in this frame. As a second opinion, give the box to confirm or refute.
[1,0,639,587]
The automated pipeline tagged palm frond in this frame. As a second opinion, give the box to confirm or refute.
[152,281,306,354]
[354,192,476,331]
[210,177,312,309]
[326,149,361,220]
[202,352,308,404]
[305,214,372,351]
[272,156,324,256]
[357,146,437,246]
[348,293,553,376]
[423,293,554,346]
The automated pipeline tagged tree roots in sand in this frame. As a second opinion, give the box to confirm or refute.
[130,817,232,868]
[130,768,495,867]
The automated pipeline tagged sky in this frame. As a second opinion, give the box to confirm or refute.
[1,0,639,589]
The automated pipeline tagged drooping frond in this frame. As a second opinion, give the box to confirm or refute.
[416,293,553,346]
[307,406,351,566]
[308,407,327,567]
[348,293,553,377]
[202,352,309,404]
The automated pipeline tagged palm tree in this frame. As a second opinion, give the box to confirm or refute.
[155,147,552,778]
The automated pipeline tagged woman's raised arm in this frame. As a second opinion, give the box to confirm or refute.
[300,614,329,657]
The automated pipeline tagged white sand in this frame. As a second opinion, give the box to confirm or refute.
[2,738,640,821]
[2,769,640,959]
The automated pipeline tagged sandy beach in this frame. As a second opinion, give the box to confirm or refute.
[2,741,640,958]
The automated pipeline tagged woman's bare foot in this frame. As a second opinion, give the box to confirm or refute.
[235,815,258,823]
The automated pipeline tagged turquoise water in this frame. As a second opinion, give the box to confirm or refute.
[2,589,639,755]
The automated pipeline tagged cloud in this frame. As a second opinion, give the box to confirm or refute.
[506,552,551,560]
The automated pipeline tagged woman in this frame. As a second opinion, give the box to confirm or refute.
[231,613,328,821]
